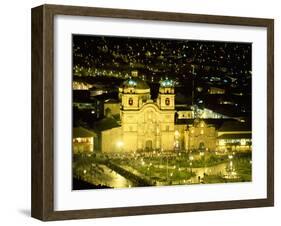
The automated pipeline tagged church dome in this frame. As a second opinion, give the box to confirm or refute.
[122,78,150,90]
[118,77,151,101]
[160,78,174,88]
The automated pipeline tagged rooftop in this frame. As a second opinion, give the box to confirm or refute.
[93,117,121,131]
[104,98,119,103]
[218,120,251,132]
[218,133,252,139]
[73,127,97,138]
[175,118,252,133]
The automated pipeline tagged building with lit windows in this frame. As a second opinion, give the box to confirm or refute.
[104,99,120,117]
[93,72,251,153]
[217,121,252,152]
[73,127,97,153]
[208,86,225,94]
[186,119,217,151]
[94,71,180,152]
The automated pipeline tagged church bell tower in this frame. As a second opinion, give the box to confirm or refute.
[157,79,175,110]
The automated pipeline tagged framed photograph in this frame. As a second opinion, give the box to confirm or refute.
[31,4,274,221]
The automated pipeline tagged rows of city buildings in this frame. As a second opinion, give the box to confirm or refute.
[73,72,251,154]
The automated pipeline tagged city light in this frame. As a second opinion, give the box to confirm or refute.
[72,34,252,190]
[240,139,246,146]
[116,141,124,148]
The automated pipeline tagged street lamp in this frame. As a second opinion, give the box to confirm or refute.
[83,169,87,180]
[200,151,205,174]
[200,151,205,157]
[228,154,234,178]
[166,157,169,183]
[116,140,124,152]
[147,166,151,178]
[189,155,194,173]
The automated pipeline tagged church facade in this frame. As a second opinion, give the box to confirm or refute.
[119,77,176,152]
[97,72,184,153]
[98,73,218,153]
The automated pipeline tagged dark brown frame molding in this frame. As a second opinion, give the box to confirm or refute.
[31,4,274,221]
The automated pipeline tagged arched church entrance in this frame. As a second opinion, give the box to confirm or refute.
[199,142,205,151]
[145,140,153,150]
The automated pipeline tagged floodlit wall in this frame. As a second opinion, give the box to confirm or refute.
[101,127,122,152]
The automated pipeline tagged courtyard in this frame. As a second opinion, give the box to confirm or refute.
[73,150,252,189]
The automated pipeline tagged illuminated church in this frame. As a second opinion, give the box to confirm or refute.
[96,71,216,153]
[98,71,179,153]
[118,73,176,152]
[74,73,251,154]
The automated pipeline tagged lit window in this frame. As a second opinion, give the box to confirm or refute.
[240,139,246,146]
[128,98,133,105]
[156,127,160,134]
[219,140,225,146]
[165,98,170,106]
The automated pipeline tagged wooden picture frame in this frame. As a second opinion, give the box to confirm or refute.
[31,4,274,221]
